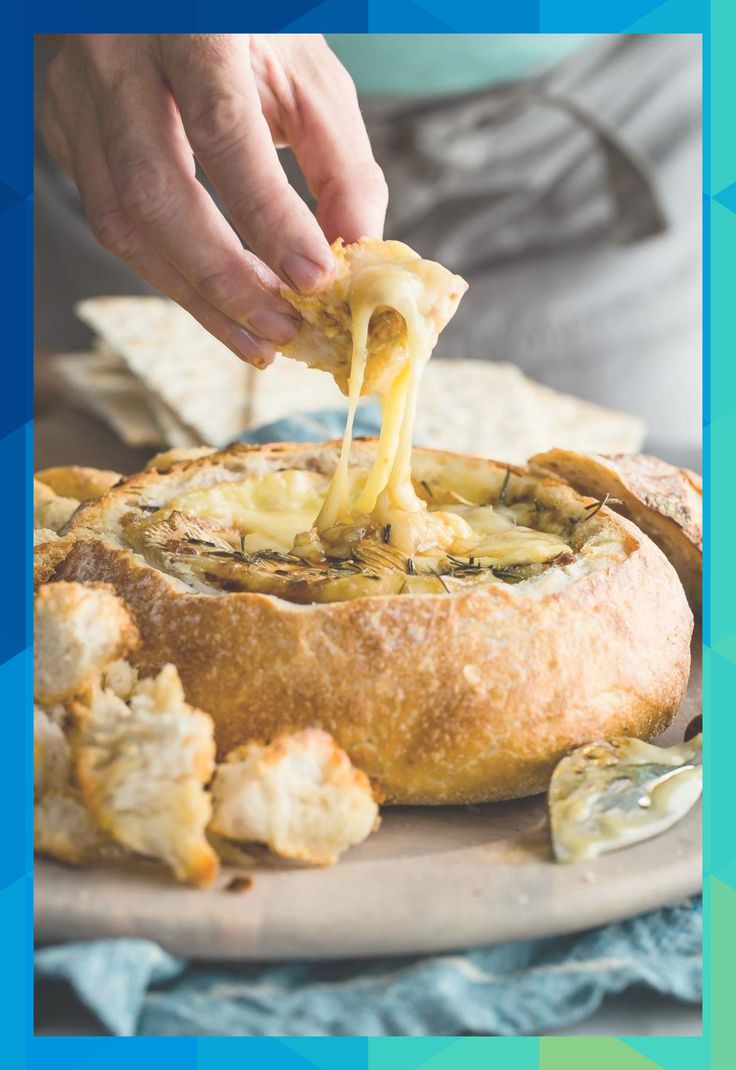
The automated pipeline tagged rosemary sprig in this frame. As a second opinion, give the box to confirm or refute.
[406,557,416,576]
[429,566,452,593]
[383,524,392,544]
[582,493,611,520]
[330,561,362,575]
[568,493,621,535]
[251,549,308,566]
[498,466,511,506]
[446,554,482,572]
[489,564,526,584]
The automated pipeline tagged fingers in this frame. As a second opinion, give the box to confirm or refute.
[273,37,388,244]
[47,57,275,367]
[160,34,335,293]
[80,39,300,346]
[39,72,73,175]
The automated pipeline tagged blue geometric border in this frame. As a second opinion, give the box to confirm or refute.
[4,2,722,1066]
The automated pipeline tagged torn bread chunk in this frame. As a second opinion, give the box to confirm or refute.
[73,664,218,886]
[279,238,467,395]
[35,791,110,865]
[209,728,380,865]
[34,706,109,864]
[33,531,77,589]
[34,704,71,797]
[34,581,139,704]
[34,478,79,532]
[34,527,60,547]
[101,657,139,700]
[529,449,702,611]
[36,465,122,503]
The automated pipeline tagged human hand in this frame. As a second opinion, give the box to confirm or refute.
[41,34,388,366]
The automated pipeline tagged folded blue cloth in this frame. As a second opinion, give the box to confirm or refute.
[35,898,701,1037]
[237,404,382,446]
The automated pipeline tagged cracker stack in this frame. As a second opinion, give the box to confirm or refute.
[48,296,644,462]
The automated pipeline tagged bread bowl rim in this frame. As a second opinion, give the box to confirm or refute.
[50,439,695,806]
[62,437,651,609]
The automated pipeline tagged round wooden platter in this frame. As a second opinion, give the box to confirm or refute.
[35,645,701,962]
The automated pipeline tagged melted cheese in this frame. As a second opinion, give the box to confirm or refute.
[315,251,467,556]
[550,735,703,864]
[445,505,566,563]
[170,466,567,570]
[161,242,570,587]
[170,470,329,550]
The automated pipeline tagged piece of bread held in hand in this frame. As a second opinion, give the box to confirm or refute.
[279,237,467,394]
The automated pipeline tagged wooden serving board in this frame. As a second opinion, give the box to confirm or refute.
[35,643,701,962]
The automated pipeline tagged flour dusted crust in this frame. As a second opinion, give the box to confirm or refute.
[58,441,693,805]
[529,450,702,611]
[144,446,217,472]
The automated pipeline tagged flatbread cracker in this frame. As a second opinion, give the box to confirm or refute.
[50,352,164,447]
[76,297,252,446]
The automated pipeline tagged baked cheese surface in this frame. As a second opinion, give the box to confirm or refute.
[118,241,632,603]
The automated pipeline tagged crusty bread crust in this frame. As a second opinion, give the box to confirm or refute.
[58,442,693,804]
[529,450,702,611]
[36,465,123,503]
[34,479,80,533]
[34,531,77,589]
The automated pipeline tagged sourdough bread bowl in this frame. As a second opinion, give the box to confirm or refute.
[529,449,702,611]
[52,441,693,805]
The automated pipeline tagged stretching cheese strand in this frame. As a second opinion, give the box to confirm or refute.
[316,258,468,555]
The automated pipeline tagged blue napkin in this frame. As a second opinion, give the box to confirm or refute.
[236,404,382,446]
[35,898,701,1037]
[34,410,701,1036]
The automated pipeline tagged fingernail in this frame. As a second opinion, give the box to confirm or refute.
[227,325,275,367]
[282,251,332,294]
[250,353,275,370]
[248,309,300,345]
